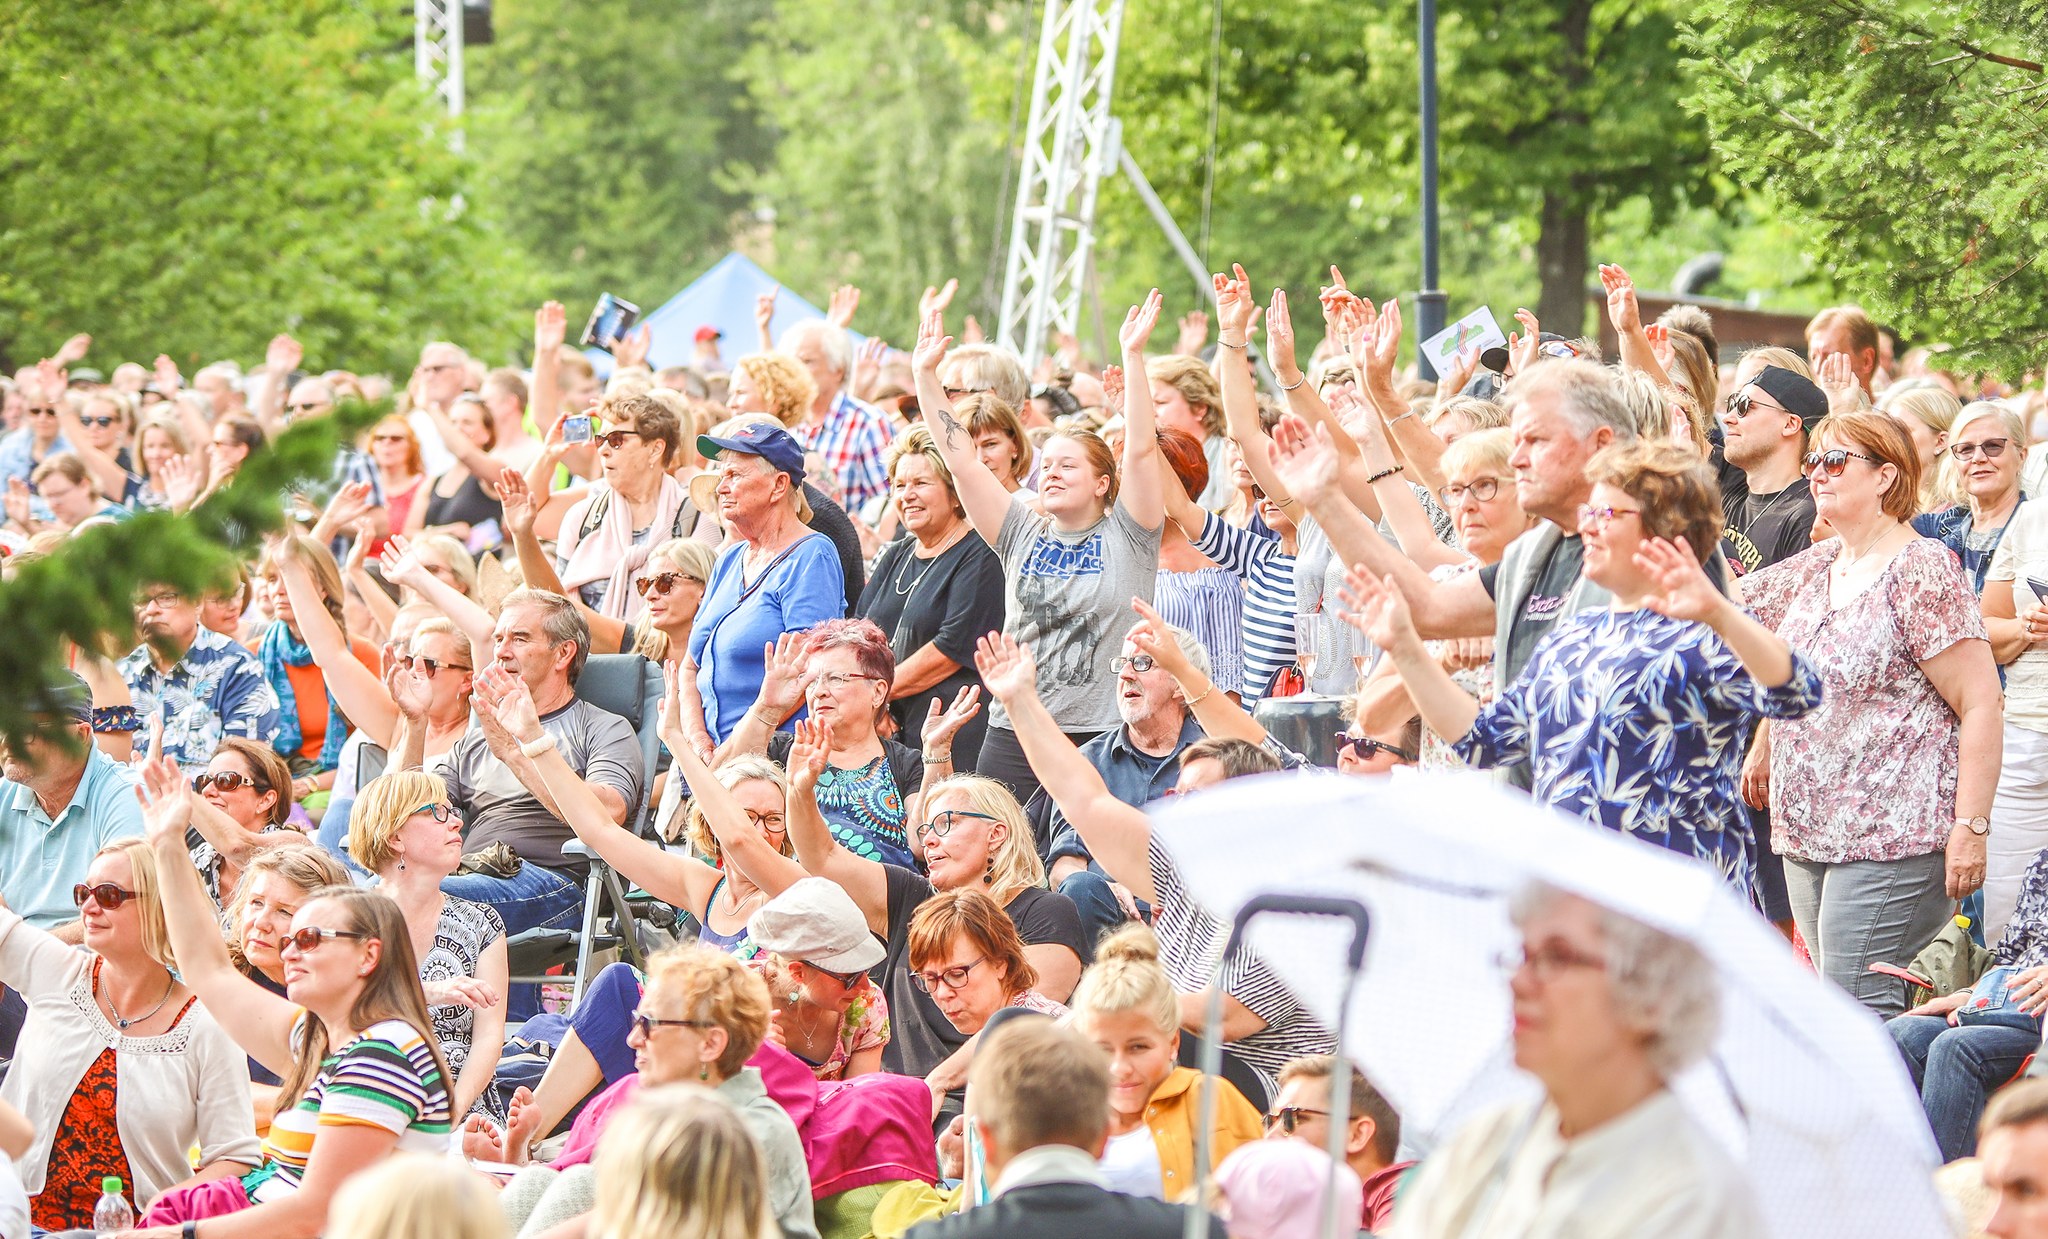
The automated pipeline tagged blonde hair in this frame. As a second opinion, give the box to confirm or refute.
[411,534,477,596]
[98,839,177,971]
[884,425,963,505]
[1741,346,1811,380]
[349,770,449,874]
[227,844,352,974]
[1069,924,1178,1034]
[261,535,348,633]
[590,1086,776,1239]
[920,773,1046,901]
[684,755,792,866]
[1425,396,1509,436]
[325,1152,507,1239]
[733,353,816,428]
[1145,354,1225,437]
[644,945,772,1077]
[1439,426,1514,482]
[630,538,719,662]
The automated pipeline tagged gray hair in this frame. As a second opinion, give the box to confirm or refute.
[1508,881,1719,1079]
[777,320,851,378]
[1507,359,1636,444]
[498,587,591,684]
[1164,622,1212,684]
[937,344,1031,410]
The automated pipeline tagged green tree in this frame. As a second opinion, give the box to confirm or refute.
[466,0,772,323]
[0,0,530,376]
[1684,1,2048,371]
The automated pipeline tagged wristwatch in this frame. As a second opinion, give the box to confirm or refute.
[1957,815,1990,836]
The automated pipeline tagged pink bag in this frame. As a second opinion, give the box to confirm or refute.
[140,1174,253,1225]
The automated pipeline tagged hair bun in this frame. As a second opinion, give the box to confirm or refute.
[1094,924,1160,966]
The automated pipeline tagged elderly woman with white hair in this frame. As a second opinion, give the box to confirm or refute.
[1391,883,1762,1238]
[1913,400,2027,596]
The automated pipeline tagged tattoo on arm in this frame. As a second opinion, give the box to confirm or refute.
[937,405,964,450]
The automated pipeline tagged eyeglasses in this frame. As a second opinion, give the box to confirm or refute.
[73,883,139,910]
[393,653,471,677]
[635,571,701,598]
[915,809,999,842]
[192,771,271,795]
[631,1009,718,1039]
[1333,733,1417,763]
[744,809,788,834]
[1951,438,2011,463]
[410,803,456,823]
[80,415,118,429]
[1436,477,1504,507]
[1724,389,1791,421]
[1494,943,1607,982]
[1576,504,1642,532]
[1803,448,1881,478]
[1263,1106,1330,1134]
[807,964,868,990]
[1110,654,1157,674]
[807,671,883,693]
[133,588,183,611]
[286,927,368,953]
[910,957,987,994]
[594,429,643,450]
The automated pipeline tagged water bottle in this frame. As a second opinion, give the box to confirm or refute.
[93,1175,133,1238]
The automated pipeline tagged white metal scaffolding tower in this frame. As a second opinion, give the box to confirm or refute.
[415,0,465,131]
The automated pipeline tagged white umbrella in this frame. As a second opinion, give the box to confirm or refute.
[1154,769,1948,1239]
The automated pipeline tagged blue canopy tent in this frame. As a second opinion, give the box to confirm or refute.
[584,252,857,377]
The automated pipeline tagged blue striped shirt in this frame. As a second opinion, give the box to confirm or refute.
[1155,567,1243,694]
[1194,513,1298,703]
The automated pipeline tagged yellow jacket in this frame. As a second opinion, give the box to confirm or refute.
[1141,1066,1264,1200]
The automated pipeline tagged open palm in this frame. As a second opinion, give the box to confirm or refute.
[973,632,1039,703]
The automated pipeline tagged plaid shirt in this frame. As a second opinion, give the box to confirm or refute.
[800,392,896,512]
[120,626,282,770]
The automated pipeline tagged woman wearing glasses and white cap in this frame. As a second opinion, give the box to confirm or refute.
[0,837,259,1232]
[746,876,892,1081]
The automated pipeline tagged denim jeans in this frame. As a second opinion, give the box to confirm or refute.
[1059,869,1130,957]
[442,862,584,1021]
[1888,1014,2040,1160]
[315,798,373,881]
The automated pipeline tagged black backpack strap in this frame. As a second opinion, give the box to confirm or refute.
[576,489,611,543]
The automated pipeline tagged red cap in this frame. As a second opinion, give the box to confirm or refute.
[694,325,722,343]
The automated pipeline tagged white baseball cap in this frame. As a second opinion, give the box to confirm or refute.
[747,877,885,974]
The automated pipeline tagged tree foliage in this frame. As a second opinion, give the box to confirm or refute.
[1683,0,2048,370]
[0,0,530,375]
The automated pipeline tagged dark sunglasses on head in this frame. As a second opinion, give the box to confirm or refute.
[1803,448,1881,477]
[74,883,138,909]
[1263,1106,1330,1134]
[393,653,470,678]
[286,927,368,953]
[1334,732,1417,763]
[80,415,118,429]
[634,571,700,598]
[594,429,642,450]
[192,771,270,795]
[1951,438,2011,463]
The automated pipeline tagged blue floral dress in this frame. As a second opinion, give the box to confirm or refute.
[1453,608,1824,891]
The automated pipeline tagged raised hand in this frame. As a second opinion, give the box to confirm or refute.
[972,632,1040,704]
[152,354,182,394]
[920,686,982,754]
[1119,288,1166,356]
[852,336,886,401]
[1126,596,1195,682]
[1633,537,1727,623]
[1816,351,1858,408]
[497,467,536,537]
[56,332,91,365]
[1175,309,1209,356]
[1336,566,1419,654]
[1100,365,1125,419]
[1434,345,1481,404]
[755,287,779,341]
[912,307,952,377]
[534,301,566,354]
[1598,264,1642,335]
[266,333,304,376]
[786,717,831,790]
[918,279,959,321]
[613,323,652,370]
[322,480,375,531]
[1646,322,1676,375]
[1264,288,1300,384]
[136,751,195,845]
[1212,266,1254,343]
[472,665,545,742]
[1362,299,1402,387]
[756,631,810,718]
[378,534,432,594]
[1508,309,1541,376]
[826,284,861,329]
[961,314,986,345]
[1266,413,1340,505]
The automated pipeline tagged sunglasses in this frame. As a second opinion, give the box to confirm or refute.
[25,407,58,418]
[192,771,271,795]
[807,964,868,990]
[393,653,470,678]
[1263,1106,1330,1134]
[73,883,139,909]
[1334,733,1417,763]
[631,1010,718,1039]
[1723,389,1792,420]
[1951,438,2011,463]
[915,809,999,843]
[1803,448,1881,477]
[910,957,986,994]
[287,927,368,953]
[1110,654,1157,673]
[80,415,119,429]
[634,571,701,598]
[594,429,642,450]
[1436,477,1503,507]
[410,803,456,823]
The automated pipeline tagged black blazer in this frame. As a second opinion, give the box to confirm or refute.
[905,1181,1228,1239]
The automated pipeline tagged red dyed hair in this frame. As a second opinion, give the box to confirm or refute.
[1155,426,1209,502]
[803,618,897,725]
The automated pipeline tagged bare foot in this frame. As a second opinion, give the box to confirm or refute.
[503,1086,544,1164]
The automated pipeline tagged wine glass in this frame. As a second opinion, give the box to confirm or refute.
[1294,614,1320,685]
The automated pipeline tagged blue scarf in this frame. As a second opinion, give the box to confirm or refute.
[258,619,349,772]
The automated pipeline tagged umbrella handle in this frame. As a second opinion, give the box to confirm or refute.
[1187,894,1373,1239]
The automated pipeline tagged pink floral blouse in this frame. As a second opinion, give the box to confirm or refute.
[1742,537,1987,864]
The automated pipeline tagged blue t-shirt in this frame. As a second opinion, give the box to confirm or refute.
[688,533,845,740]
[0,747,146,929]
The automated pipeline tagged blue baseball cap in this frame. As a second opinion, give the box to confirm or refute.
[698,422,807,485]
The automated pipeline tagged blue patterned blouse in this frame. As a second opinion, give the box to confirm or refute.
[1454,608,1824,891]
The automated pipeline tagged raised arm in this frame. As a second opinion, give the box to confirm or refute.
[530,301,565,445]
[1114,289,1166,530]
[380,535,497,659]
[1327,387,1466,571]
[277,543,399,746]
[498,469,628,656]
[912,308,1016,545]
[1350,299,1448,495]
[135,754,299,1075]
[1126,598,1268,748]
[1261,282,1373,511]
[1599,265,1676,390]
[341,522,399,640]
[974,633,1155,902]
[1337,569,1480,743]
[782,718,892,935]
[715,633,808,763]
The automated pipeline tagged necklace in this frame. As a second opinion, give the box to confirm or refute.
[98,965,175,1031]
[1833,522,1900,574]
[893,527,964,595]
[1737,479,1802,537]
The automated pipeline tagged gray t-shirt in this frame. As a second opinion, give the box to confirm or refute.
[443,697,642,872]
[990,496,1162,733]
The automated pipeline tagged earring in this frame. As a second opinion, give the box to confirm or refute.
[699,1063,710,1081]
[984,857,995,884]
[398,856,407,871]
[789,990,802,1004]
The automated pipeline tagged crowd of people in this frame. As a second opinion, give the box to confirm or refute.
[1,259,2045,1239]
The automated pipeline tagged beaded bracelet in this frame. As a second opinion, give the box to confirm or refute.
[92,706,142,734]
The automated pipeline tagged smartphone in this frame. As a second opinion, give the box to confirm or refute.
[466,519,502,555]
[2027,577,2048,607]
[562,415,593,445]
[578,292,641,352]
